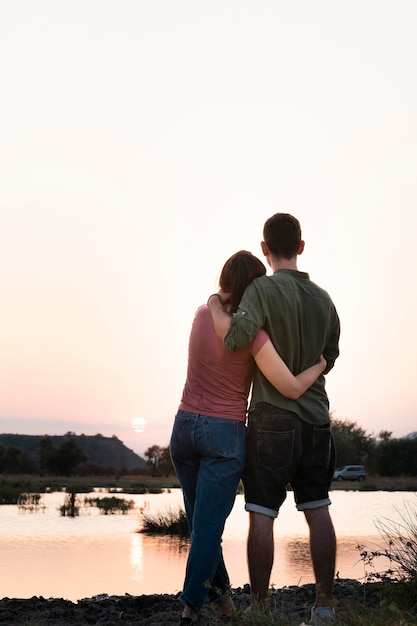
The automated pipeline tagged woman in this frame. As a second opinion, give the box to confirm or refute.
[170,251,325,625]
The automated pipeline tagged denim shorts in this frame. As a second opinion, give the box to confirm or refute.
[243,403,335,518]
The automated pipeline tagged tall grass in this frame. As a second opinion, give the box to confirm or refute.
[84,495,135,515]
[138,505,189,537]
[18,492,44,513]
[352,500,417,624]
[59,491,81,517]
[0,478,32,503]
[359,500,417,582]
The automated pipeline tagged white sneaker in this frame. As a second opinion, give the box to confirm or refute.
[299,606,336,625]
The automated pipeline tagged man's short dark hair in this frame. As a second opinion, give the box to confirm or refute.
[263,213,302,259]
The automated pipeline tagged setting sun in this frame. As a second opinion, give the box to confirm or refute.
[132,417,147,434]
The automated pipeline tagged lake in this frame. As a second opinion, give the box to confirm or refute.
[0,489,416,601]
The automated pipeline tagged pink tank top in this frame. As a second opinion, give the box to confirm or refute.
[179,305,269,421]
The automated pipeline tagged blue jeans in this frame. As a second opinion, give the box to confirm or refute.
[170,410,246,612]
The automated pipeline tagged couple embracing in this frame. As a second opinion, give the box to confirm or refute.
[170,213,340,626]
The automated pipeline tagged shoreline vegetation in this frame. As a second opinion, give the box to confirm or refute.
[1,472,417,496]
[1,472,417,508]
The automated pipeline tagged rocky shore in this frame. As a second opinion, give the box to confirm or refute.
[0,579,390,625]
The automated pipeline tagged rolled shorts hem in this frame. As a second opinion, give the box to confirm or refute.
[245,502,278,519]
[296,497,331,511]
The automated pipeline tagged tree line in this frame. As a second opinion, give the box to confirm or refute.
[1,420,416,477]
[0,434,147,476]
[329,418,417,475]
[142,418,417,478]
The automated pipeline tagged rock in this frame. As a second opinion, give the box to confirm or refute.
[0,580,389,625]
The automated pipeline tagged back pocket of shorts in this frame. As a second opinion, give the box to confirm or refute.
[257,429,294,472]
[312,426,331,466]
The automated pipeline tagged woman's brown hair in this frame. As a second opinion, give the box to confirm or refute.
[219,250,266,314]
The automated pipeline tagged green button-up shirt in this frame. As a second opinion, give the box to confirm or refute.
[224,269,340,425]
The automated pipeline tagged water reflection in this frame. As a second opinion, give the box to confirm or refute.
[282,535,388,586]
[130,533,190,583]
[130,534,143,581]
[282,537,315,585]
[285,537,311,569]
[0,490,414,600]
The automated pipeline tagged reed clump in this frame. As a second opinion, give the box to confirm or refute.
[138,505,189,537]
[84,495,135,515]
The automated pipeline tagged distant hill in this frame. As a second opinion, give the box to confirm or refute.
[0,433,148,472]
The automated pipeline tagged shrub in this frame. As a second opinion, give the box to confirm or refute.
[84,496,135,515]
[0,479,31,504]
[359,500,417,582]
[138,505,189,537]
[60,491,81,517]
[18,493,44,513]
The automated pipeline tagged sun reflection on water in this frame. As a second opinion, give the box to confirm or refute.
[130,533,144,581]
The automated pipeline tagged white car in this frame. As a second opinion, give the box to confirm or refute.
[333,465,367,482]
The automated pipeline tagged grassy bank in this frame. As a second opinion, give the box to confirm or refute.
[0,473,181,502]
[330,475,417,492]
[0,473,416,499]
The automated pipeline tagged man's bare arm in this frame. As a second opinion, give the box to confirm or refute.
[207,293,232,341]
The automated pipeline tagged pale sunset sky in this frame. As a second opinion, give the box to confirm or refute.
[1,1,416,457]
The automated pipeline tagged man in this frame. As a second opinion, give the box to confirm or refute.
[208,213,340,625]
